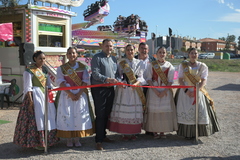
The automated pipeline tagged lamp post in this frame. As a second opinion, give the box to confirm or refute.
[155,25,158,53]
[169,28,172,56]
[176,29,178,52]
[156,25,158,37]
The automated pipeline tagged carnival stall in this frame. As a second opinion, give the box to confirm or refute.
[0,0,85,102]
[0,23,15,108]
[0,22,13,83]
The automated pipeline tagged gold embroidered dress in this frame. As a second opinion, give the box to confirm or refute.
[56,62,94,138]
[109,58,145,134]
[143,61,178,133]
[176,61,220,138]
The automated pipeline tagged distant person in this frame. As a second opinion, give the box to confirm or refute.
[183,56,187,61]
[109,44,146,141]
[175,48,220,139]
[90,39,120,150]
[115,15,125,32]
[13,51,58,150]
[127,14,139,32]
[56,47,94,147]
[143,47,177,139]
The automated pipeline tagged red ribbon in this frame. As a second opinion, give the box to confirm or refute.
[50,82,194,91]
[48,91,54,103]
[50,82,197,106]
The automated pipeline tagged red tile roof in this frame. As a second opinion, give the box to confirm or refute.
[199,38,226,43]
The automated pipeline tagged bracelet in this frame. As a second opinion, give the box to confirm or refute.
[184,89,188,93]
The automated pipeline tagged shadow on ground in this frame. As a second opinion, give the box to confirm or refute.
[0,133,199,159]
[212,83,240,91]
[181,155,240,160]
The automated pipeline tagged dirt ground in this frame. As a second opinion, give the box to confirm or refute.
[0,72,239,160]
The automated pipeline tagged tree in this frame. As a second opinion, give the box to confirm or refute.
[225,42,230,50]
[218,35,236,43]
[226,35,236,42]
[219,37,226,41]
[0,0,20,15]
[225,35,236,50]
[0,0,20,7]
[174,49,179,53]
[219,35,236,50]
[181,46,186,52]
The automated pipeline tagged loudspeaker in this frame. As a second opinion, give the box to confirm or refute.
[19,43,34,66]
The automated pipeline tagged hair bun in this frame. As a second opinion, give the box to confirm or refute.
[34,50,42,54]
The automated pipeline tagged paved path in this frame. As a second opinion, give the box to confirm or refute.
[0,72,239,160]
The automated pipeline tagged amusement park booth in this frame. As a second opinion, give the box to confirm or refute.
[0,0,84,103]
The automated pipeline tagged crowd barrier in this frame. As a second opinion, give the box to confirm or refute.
[43,82,199,153]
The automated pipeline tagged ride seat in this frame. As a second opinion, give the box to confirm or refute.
[0,79,16,109]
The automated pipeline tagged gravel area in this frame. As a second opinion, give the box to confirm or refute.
[0,72,239,160]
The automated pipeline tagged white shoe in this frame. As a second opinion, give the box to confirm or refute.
[74,137,82,147]
[67,138,73,148]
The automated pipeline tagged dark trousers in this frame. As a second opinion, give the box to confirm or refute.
[143,85,153,135]
[91,87,115,143]
[143,87,148,97]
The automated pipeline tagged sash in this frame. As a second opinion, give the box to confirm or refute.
[60,62,85,86]
[28,64,46,89]
[60,62,95,126]
[182,61,214,109]
[119,60,146,109]
[151,60,174,99]
[151,61,172,86]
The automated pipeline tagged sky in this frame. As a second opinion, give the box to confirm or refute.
[18,0,240,41]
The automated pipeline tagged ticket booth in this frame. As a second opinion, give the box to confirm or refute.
[0,0,84,102]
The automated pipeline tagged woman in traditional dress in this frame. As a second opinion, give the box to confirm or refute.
[143,47,177,139]
[175,48,220,139]
[56,47,94,147]
[109,44,146,141]
[14,51,58,150]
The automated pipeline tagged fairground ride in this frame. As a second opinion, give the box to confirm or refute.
[71,0,148,48]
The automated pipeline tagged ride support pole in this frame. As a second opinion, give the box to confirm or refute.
[44,85,48,153]
[195,83,199,143]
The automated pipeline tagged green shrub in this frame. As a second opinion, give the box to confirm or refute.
[168,59,240,72]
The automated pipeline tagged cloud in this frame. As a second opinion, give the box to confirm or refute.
[214,1,240,23]
[217,13,240,23]
[227,2,234,10]
[216,0,224,4]
[216,0,240,12]
[235,9,240,12]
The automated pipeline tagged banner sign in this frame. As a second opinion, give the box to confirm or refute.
[0,23,13,41]
[35,0,84,7]
[31,5,76,16]
[33,11,70,19]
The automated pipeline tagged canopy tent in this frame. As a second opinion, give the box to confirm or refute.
[0,23,13,41]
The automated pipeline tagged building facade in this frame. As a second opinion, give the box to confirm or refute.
[199,38,236,52]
